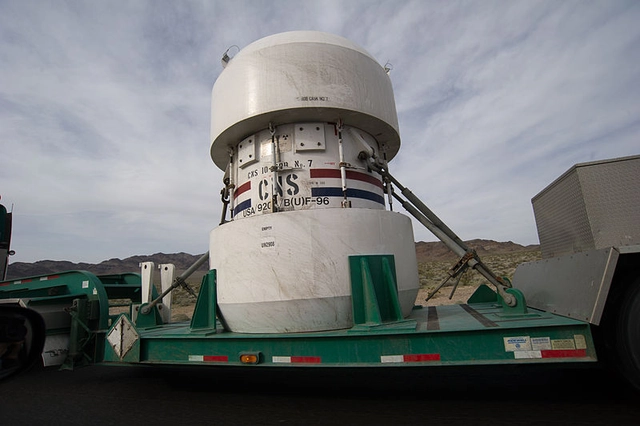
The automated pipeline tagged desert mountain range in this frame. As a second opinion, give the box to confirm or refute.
[5,239,539,281]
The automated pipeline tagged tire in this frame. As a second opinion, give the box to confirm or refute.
[613,278,640,390]
[0,305,46,381]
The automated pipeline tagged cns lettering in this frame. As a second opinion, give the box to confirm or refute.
[258,173,300,200]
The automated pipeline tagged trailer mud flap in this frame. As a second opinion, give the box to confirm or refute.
[41,334,69,367]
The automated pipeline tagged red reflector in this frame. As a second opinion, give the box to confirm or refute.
[404,353,441,362]
[290,356,321,364]
[541,349,587,358]
[203,355,229,362]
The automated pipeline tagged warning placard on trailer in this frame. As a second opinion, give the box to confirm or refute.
[531,337,552,350]
[503,336,532,351]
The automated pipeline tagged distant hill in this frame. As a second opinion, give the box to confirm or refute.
[4,240,538,281]
[415,239,539,263]
[5,252,208,281]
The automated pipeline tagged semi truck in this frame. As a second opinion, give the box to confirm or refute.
[1,31,638,389]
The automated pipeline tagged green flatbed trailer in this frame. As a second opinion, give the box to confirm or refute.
[2,156,640,389]
[1,159,639,389]
[1,267,596,371]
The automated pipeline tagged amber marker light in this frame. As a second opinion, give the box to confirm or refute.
[239,352,260,364]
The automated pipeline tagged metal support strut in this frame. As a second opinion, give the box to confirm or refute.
[220,161,233,225]
[269,122,280,213]
[364,156,516,307]
[337,120,351,208]
[141,252,210,314]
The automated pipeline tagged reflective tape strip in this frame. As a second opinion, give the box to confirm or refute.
[542,349,587,358]
[513,349,587,359]
[272,356,321,364]
[188,355,228,362]
[40,275,59,281]
[513,351,542,359]
[404,353,441,362]
[381,354,441,363]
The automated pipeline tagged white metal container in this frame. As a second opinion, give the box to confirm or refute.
[229,122,385,219]
[210,31,400,170]
[210,209,419,333]
[209,31,418,333]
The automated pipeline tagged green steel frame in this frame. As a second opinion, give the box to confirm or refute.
[102,255,597,369]
[1,256,597,370]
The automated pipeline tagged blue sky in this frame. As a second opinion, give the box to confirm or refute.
[1,0,639,263]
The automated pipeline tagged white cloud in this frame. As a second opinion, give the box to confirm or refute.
[1,0,638,263]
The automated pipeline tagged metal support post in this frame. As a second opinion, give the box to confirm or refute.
[141,252,209,314]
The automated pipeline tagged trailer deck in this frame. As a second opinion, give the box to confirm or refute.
[102,277,596,368]
[1,266,597,370]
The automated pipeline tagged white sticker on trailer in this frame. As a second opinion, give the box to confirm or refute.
[380,355,404,363]
[551,339,576,350]
[531,337,552,351]
[504,336,532,352]
[513,350,542,359]
[41,334,69,367]
[574,334,587,350]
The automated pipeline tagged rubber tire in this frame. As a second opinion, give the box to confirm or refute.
[613,279,640,390]
[0,305,46,381]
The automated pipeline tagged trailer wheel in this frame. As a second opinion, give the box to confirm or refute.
[1,305,46,380]
[613,278,640,390]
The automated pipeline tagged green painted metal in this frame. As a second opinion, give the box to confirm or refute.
[0,204,7,240]
[0,203,11,281]
[500,288,528,315]
[1,266,599,371]
[98,268,597,369]
[99,273,144,301]
[61,298,92,370]
[135,303,164,328]
[107,301,595,368]
[190,270,218,331]
[467,284,498,303]
[0,270,143,367]
[0,271,111,331]
[350,255,403,325]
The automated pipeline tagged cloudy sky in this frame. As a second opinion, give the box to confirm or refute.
[1,1,639,264]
